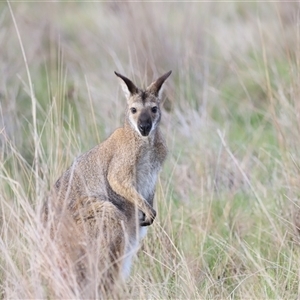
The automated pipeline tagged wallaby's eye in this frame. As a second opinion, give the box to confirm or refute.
[130,107,137,114]
[151,106,158,113]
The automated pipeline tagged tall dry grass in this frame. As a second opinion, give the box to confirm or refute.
[1,2,300,298]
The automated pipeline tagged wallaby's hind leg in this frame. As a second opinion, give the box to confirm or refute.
[74,197,127,297]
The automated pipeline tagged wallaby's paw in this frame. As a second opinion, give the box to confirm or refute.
[140,207,156,227]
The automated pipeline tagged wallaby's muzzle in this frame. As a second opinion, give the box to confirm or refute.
[138,112,152,136]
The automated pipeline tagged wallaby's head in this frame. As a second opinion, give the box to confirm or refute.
[115,71,172,137]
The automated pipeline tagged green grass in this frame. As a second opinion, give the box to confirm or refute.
[1,1,300,299]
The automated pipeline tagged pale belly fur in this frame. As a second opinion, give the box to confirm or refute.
[121,226,148,279]
[121,153,160,278]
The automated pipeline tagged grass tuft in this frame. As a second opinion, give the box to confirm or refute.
[1,2,300,298]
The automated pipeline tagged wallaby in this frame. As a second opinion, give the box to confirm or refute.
[45,70,172,296]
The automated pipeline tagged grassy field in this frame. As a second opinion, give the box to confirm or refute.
[1,2,300,299]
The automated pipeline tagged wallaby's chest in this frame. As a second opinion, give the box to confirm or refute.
[136,149,160,201]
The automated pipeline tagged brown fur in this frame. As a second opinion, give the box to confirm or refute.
[43,70,171,296]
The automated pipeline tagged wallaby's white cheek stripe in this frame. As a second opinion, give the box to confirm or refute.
[129,114,142,136]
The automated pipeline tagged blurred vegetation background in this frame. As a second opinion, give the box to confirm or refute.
[1,2,300,298]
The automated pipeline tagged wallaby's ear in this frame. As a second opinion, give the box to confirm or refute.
[115,71,139,100]
[146,70,172,98]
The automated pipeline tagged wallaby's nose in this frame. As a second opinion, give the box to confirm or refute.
[138,113,152,136]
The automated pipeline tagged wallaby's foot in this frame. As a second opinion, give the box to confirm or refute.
[140,207,156,226]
